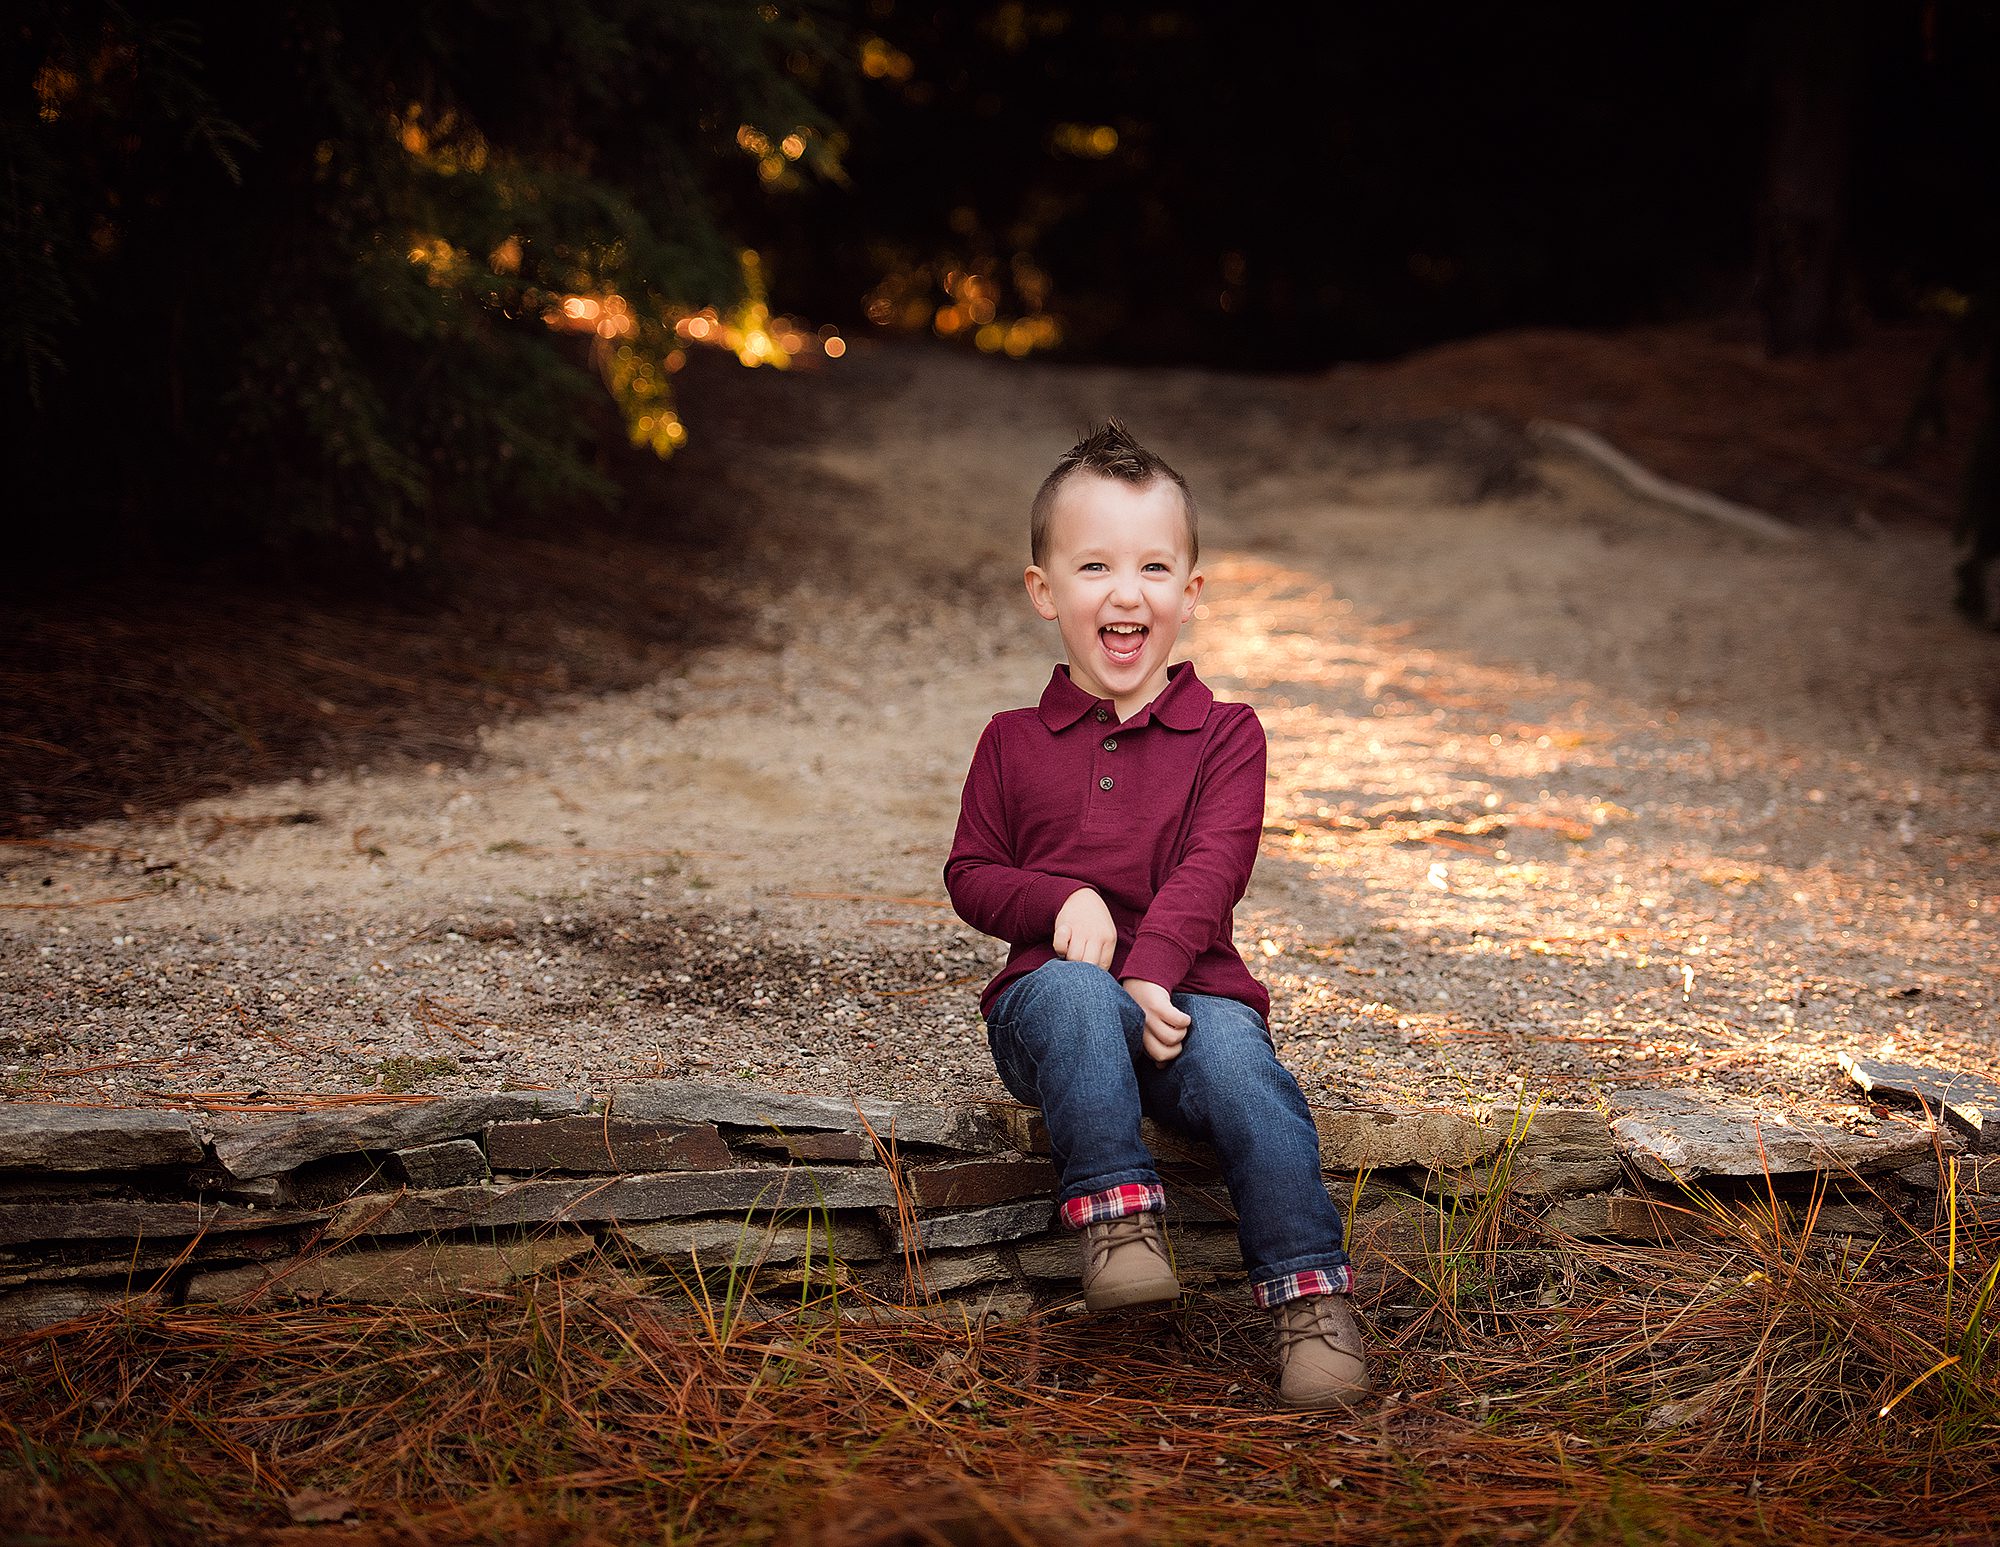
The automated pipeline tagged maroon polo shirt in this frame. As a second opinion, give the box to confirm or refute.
[944,661,1271,1021]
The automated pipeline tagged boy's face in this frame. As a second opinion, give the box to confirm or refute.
[1024,472,1204,718]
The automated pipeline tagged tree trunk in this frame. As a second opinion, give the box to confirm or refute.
[1755,0,1864,356]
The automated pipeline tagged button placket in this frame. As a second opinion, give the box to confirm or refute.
[1086,706,1121,819]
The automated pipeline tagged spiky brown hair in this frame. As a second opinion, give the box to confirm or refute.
[1029,419,1198,567]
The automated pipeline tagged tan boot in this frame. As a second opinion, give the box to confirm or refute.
[1079,1213,1181,1310]
[1272,1293,1372,1409]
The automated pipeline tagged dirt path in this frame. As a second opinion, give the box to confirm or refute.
[4,344,1996,1118]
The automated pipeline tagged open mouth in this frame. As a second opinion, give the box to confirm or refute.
[1099,623,1148,664]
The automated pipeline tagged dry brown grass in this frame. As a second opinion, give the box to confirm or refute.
[3,1164,1995,1547]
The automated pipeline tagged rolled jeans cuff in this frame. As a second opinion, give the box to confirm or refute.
[1060,1182,1166,1229]
[1251,1264,1355,1308]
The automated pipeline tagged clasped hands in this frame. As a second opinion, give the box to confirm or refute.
[1051,886,1190,1065]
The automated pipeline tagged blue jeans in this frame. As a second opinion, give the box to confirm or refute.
[985,958,1348,1297]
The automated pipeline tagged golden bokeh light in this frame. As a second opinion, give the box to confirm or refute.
[862,254,1062,360]
[542,251,844,460]
[1051,122,1119,158]
[859,36,916,81]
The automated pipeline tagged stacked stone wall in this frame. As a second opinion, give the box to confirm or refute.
[0,1083,1985,1333]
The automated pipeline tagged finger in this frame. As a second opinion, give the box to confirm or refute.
[1052,922,1071,956]
[1163,1004,1192,1030]
[1093,937,1116,969]
[1152,1017,1187,1048]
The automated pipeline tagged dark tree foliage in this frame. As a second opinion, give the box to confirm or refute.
[757,3,1768,367]
[5,1,848,562]
[759,1,1994,368]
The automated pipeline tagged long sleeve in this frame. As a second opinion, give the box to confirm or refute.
[1120,706,1265,991]
[944,719,1086,947]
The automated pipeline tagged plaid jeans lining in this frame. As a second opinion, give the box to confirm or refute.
[1252,1265,1355,1308]
[1059,1182,1166,1229]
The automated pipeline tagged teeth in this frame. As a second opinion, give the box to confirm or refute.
[1104,624,1145,634]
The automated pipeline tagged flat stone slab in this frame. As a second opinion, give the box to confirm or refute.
[1543,1193,1707,1244]
[210,1092,584,1179]
[1839,1054,2000,1151]
[1153,1180,1235,1226]
[914,1247,1013,1296]
[1608,1088,1936,1182]
[0,1281,163,1334]
[0,1199,327,1246]
[1808,1203,1886,1239]
[1893,1154,1998,1193]
[1344,1191,1446,1259]
[607,1081,1008,1152]
[906,1157,1058,1209]
[185,1236,591,1306]
[900,1198,1055,1253]
[0,1232,297,1290]
[1427,1108,1623,1197]
[395,1139,488,1189]
[619,1216,886,1270]
[735,1131,879,1163]
[327,1165,900,1238]
[1545,1191,1884,1245]
[0,1107,205,1172]
[1313,1106,1501,1171]
[485,1116,732,1174]
[1509,1109,1624,1194]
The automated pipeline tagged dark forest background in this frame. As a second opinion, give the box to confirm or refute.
[6,0,1995,570]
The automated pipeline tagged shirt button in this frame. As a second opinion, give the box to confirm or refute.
[1094,709,1109,723]
[1099,775,1114,791]
[1102,738,1117,752]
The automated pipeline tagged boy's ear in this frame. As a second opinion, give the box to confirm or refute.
[1181,567,1205,619]
[1024,564,1060,621]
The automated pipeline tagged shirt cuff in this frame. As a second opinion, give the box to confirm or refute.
[1060,1182,1165,1229]
[1120,931,1194,994]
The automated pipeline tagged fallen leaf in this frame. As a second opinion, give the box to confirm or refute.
[285,1489,358,1524]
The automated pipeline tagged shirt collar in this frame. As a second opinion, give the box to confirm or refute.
[1036,661,1214,733]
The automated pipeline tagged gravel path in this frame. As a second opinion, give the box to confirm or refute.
[4,345,1996,1120]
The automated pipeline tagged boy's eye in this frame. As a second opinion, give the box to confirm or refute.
[1144,563,1170,573]
[1080,562,1107,572]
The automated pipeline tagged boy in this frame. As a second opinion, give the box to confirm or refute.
[944,421,1370,1409]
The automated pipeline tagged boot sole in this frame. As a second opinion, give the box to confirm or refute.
[1083,1276,1182,1311]
[1276,1382,1373,1411]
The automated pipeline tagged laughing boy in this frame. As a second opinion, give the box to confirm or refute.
[943,421,1371,1409]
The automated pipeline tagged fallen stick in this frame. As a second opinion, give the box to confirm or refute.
[1529,419,1799,543]
[0,891,155,910]
[786,890,951,908]
[0,837,145,859]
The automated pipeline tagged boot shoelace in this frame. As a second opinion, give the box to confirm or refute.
[1276,1295,1360,1357]
[1087,1214,1168,1273]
